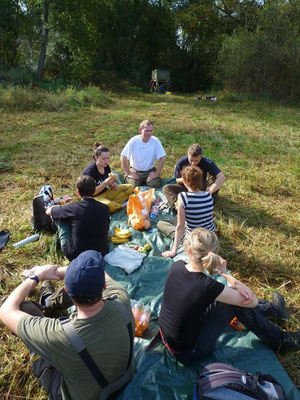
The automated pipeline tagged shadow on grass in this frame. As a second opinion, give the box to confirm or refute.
[219,231,299,287]
[217,196,299,238]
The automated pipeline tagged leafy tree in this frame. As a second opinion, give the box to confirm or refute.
[0,0,24,67]
[218,0,300,102]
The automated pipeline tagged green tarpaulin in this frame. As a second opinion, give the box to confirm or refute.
[105,181,299,400]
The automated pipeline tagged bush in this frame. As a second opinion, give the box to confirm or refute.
[6,67,35,85]
[218,0,300,103]
[0,85,112,111]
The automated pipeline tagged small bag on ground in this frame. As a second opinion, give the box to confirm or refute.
[194,363,287,400]
[0,229,10,251]
[31,185,54,231]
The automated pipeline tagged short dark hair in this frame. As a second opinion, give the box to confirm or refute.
[188,144,203,157]
[76,175,96,197]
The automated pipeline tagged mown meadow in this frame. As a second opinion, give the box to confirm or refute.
[0,87,299,399]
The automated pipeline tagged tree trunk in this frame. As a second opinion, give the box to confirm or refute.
[36,0,50,81]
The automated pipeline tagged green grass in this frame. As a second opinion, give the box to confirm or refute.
[0,89,299,398]
[0,85,112,112]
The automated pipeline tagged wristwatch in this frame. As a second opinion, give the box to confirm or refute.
[28,273,39,285]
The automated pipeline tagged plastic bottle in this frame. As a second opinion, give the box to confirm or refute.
[139,313,149,331]
[150,204,159,220]
[13,234,40,248]
[135,304,151,337]
[132,301,144,320]
[138,193,149,219]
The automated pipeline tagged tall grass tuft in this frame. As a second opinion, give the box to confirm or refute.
[0,85,112,111]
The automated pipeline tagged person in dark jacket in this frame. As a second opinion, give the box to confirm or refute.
[46,175,110,260]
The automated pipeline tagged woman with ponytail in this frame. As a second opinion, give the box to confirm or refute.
[158,227,299,361]
[83,142,133,213]
[158,165,214,258]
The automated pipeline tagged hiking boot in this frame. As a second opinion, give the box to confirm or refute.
[39,280,55,306]
[257,292,289,322]
[277,331,300,355]
[271,292,289,321]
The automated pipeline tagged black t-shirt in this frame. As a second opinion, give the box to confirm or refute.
[51,198,110,261]
[83,162,111,192]
[159,260,224,352]
[174,155,221,183]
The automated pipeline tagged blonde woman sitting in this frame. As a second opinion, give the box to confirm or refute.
[159,227,299,362]
[83,143,133,213]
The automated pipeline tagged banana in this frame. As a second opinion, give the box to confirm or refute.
[114,228,131,239]
[111,236,129,244]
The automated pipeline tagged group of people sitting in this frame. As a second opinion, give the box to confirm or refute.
[0,119,299,400]
[45,119,226,262]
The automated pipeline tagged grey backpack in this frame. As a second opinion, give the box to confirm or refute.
[194,363,287,400]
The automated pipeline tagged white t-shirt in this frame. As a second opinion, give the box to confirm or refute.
[121,135,166,171]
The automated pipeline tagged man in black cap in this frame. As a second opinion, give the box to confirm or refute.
[0,250,135,400]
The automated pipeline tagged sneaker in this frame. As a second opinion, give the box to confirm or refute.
[39,280,55,306]
[277,331,300,355]
[0,296,7,306]
[271,292,289,321]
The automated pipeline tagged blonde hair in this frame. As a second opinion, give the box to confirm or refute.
[139,119,153,129]
[184,227,220,274]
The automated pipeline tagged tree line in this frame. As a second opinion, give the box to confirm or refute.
[1,0,299,101]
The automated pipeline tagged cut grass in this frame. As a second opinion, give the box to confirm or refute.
[0,89,299,398]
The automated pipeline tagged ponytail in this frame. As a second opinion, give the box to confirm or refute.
[93,142,110,159]
[184,227,220,274]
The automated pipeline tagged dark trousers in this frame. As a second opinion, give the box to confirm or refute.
[20,302,62,399]
[43,286,73,316]
[163,178,218,210]
[175,302,282,363]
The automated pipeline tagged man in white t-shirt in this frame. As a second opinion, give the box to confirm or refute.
[120,120,166,188]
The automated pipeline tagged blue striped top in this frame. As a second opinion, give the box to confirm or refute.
[179,191,215,233]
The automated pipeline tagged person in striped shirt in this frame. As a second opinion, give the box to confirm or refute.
[158,165,215,258]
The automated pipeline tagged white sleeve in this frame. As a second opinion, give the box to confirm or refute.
[155,139,166,160]
[121,139,132,159]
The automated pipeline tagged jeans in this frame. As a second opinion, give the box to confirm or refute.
[162,177,219,210]
[175,302,282,363]
[54,220,71,249]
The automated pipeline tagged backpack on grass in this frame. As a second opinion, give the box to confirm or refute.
[31,185,54,231]
[194,363,287,400]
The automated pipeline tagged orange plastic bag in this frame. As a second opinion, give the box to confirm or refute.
[127,187,154,230]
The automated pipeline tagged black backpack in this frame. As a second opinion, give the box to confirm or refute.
[31,185,54,231]
[194,363,287,400]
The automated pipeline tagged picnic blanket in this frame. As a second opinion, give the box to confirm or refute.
[105,178,299,400]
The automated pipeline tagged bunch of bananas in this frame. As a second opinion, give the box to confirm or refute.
[110,228,131,244]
